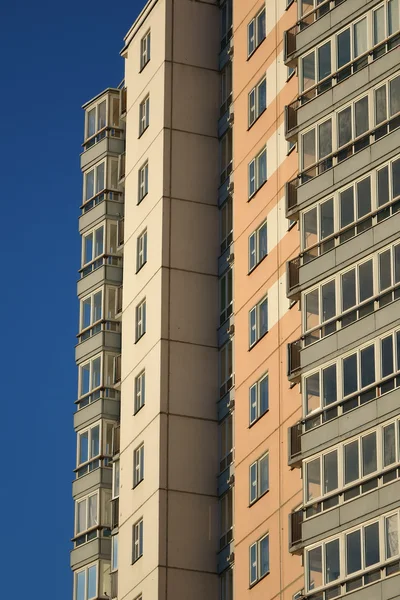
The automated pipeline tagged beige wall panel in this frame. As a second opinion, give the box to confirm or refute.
[167,568,218,598]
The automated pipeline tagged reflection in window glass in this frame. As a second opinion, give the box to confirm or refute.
[324,451,338,493]
[344,440,359,484]
[365,522,380,567]
[306,372,320,414]
[308,546,323,590]
[362,432,377,476]
[325,538,340,583]
[343,354,357,397]
[360,345,375,388]
[307,458,321,501]
[338,107,352,147]
[346,530,361,574]
[337,28,351,67]
[386,514,399,558]
[383,423,396,467]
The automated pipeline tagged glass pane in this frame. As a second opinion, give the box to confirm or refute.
[365,522,380,567]
[259,298,268,337]
[344,440,359,484]
[88,564,97,599]
[389,0,400,35]
[389,76,400,117]
[338,107,352,148]
[378,166,390,206]
[91,425,100,458]
[260,536,269,576]
[318,119,332,159]
[250,384,257,423]
[360,345,375,388]
[96,162,105,194]
[80,363,90,396]
[382,335,394,378]
[250,543,257,583]
[76,571,86,600]
[87,108,96,138]
[340,187,355,228]
[342,269,356,311]
[259,454,269,495]
[112,534,119,570]
[324,451,338,493]
[395,245,400,283]
[305,373,320,414]
[343,354,358,397]
[357,177,371,218]
[302,52,315,91]
[346,530,362,574]
[92,357,101,390]
[322,364,337,406]
[79,431,89,464]
[325,539,340,583]
[88,494,98,528]
[302,129,316,170]
[250,462,257,502]
[386,514,399,558]
[393,158,400,199]
[258,79,267,114]
[260,376,269,415]
[306,458,321,501]
[306,289,319,331]
[98,101,107,130]
[362,432,377,475]
[355,97,369,137]
[337,28,351,68]
[95,228,104,257]
[383,423,396,467]
[93,291,102,322]
[320,198,334,240]
[82,298,91,329]
[85,170,94,201]
[258,151,267,187]
[249,234,256,270]
[77,499,86,533]
[308,546,323,591]
[375,85,387,125]
[354,18,368,57]
[257,9,266,44]
[359,260,373,302]
[318,42,331,82]
[258,224,267,260]
[379,250,392,291]
[322,281,336,323]
[303,208,317,249]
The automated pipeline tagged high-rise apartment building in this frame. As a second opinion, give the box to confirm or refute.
[70,1,400,600]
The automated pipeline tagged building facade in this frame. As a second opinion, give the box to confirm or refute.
[70,1,400,600]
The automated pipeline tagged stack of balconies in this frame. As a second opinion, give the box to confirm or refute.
[284,1,400,598]
[217,1,234,597]
[71,87,125,600]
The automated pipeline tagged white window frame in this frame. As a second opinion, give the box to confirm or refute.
[249,295,268,347]
[138,161,149,203]
[247,7,266,57]
[248,76,267,127]
[133,518,144,562]
[248,220,267,271]
[133,443,144,487]
[135,299,146,341]
[79,354,102,399]
[249,452,269,504]
[139,95,150,136]
[75,491,99,536]
[134,370,146,413]
[140,30,151,70]
[249,373,269,425]
[82,224,105,268]
[248,146,267,198]
[85,98,107,141]
[74,561,98,600]
[136,229,147,272]
[80,288,103,333]
[249,533,269,586]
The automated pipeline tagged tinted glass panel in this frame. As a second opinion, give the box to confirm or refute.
[338,107,352,148]
[346,530,362,574]
[355,97,369,137]
[340,187,354,227]
[360,345,375,388]
[378,166,390,206]
[365,522,380,567]
[320,198,334,240]
[318,42,331,81]
[325,539,340,583]
[324,451,338,493]
[323,364,337,406]
[337,28,351,67]
[382,335,394,378]
[362,432,377,475]
[359,260,373,301]
[344,440,359,484]
[342,270,356,310]
[357,177,372,218]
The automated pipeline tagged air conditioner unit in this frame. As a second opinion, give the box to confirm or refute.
[227,181,234,194]
[226,398,235,410]
[226,551,235,563]
[227,474,235,486]
[227,324,235,336]
[226,252,234,264]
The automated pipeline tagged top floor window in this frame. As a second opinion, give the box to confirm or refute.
[248,8,266,57]
[140,30,151,70]
[85,94,121,144]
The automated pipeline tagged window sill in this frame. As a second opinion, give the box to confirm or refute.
[286,68,296,82]
[249,329,268,351]
[248,178,267,202]
[285,0,295,10]
[248,253,268,275]
[134,332,146,344]
[247,37,266,62]
[137,191,148,205]
[131,555,143,566]
[135,261,147,275]
[138,125,149,139]
[249,570,270,589]
[133,478,144,490]
[287,220,297,231]
[249,488,269,508]
[139,60,150,74]
[287,143,297,156]
[249,408,269,429]
[248,106,267,131]
[134,403,145,416]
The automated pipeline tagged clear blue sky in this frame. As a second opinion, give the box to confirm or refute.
[0,2,141,598]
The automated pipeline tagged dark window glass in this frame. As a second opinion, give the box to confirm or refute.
[338,107,352,148]
[357,177,372,218]
[378,166,390,207]
[319,120,332,159]
[340,187,355,228]
[359,260,373,301]
[320,199,334,240]
[323,364,337,406]
[362,432,377,475]
[394,245,400,283]
[393,159,400,200]
[318,42,331,81]
[343,354,358,397]
[389,76,400,117]
[365,522,380,567]
[325,538,340,583]
[375,86,387,125]
[344,440,360,484]
[322,281,336,322]
[337,28,351,68]
[324,450,338,493]
[383,423,396,466]
[381,335,394,378]
[346,530,362,574]
[361,345,375,388]
[355,97,369,137]
[342,269,356,310]
[379,249,392,291]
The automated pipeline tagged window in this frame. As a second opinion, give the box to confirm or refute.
[112,459,120,499]
[249,220,267,271]
[135,300,146,341]
[287,65,296,79]
[133,519,143,562]
[136,230,147,272]
[80,290,103,337]
[250,534,269,585]
[305,510,400,593]
[248,8,266,57]
[138,161,149,203]
[82,225,104,267]
[77,421,114,473]
[249,296,268,347]
[79,356,101,398]
[220,414,234,472]
[250,452,269,503]
[220,489,233,549]
[220,198,233,253]
[139,95,150,136]
[220,340,234,397]
[220,268,233,325]
[249,77,267,127]
[111,534,118,572]
[134,444,144,487]
[140,30,151,70]
[84,161,105,203]
[248,146,267,198]
[220,129,233,184]
[75,492,98,537]
[134,370,146,413]
[75,563,98,600]
[221,62,233,114]
[220,0,233,49]
[86,99,106,140]
[220,568,233,600]
[249,373,268,425]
